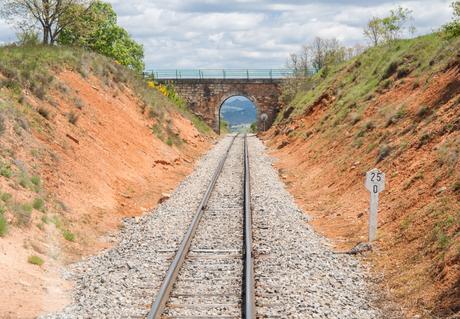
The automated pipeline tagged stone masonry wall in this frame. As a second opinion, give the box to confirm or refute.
[159,79,282,133]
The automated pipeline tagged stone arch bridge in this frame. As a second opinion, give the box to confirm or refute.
[147,69,291,133]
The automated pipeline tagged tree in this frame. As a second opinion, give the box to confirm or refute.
[442,1,460,38]
[381,6,414,42]
[363,6,415,46]
[0,0,93,44]
[58,1,144,72]
[364,17,383,46]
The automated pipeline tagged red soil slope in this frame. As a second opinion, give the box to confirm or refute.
[0,70,211,318]
[264,65,459,317]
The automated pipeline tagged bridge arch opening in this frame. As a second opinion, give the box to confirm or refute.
[218,95,257,134]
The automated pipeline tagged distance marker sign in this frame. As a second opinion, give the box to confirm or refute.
[365,168,385,242]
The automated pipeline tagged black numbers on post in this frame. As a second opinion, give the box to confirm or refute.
[371,172,382,182]
[373,185,378,193]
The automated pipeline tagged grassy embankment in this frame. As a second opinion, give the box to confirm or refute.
[271,32,460,316]
[0,44,212,244]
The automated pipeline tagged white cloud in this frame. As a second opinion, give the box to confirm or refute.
[0,0,453,69]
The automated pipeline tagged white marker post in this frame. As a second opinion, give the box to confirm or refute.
[365,168,385,242]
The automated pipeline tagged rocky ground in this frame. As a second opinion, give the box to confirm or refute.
[41,135,380,319]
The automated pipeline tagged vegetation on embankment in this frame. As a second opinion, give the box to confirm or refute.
[0,44,213,317]
[267,33,460,317]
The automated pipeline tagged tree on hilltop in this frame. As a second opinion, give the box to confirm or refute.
[0,0,94,44]
[442,1,460,38]
[363,6,415,46]
[58,0,144,73]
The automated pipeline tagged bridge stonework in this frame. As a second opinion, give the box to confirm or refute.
[160,79,282,133]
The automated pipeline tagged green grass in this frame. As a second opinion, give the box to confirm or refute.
[279,33,460,122]
[27,255,44,266]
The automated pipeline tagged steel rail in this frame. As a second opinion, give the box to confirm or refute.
[147,134,238,319]
[243,134,256,319]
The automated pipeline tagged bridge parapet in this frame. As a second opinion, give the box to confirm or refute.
[144,69,293,80]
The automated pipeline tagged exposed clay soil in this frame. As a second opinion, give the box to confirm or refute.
[264,66,460,318]
[0,70,212,318]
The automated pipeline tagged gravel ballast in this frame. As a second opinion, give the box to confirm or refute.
[41,134,380,319]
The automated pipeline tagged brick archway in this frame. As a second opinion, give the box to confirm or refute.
[158,79,282,133]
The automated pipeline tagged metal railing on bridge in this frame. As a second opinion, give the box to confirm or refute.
[143,69,294,80]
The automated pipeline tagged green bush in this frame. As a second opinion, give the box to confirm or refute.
[442,1,460,38]
[18,174,30,189]
[62,229,75,242]
[0,163,13,178]
[32,198,45,211]
[0,212,8,237]
[28,255,44,266]
[1,192,12,203]
[30,175,41,186]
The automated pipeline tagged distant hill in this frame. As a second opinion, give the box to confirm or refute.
[221,98,257,126]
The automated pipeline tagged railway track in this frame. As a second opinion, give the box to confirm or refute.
[148,134,255,319]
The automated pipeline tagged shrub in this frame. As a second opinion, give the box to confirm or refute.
[453,179,460,193]
[16,117,29,131]
[442,1,460,38]
[28,255,44,266]
[33,198,45,211]
[365,121,375,131]
[41,215,50,224]
[382,61,399,80]
[166,137,173,146]
[418,133,432,148]
[32,84,47,100]
[349,112,361,125]
[62,229,75,242]
[37,107,50,119]
[0,163,13,178]
[74,98,85,110]
[0,212,8,237]
[19,174,30,188]
[30,176,41,187]
[67,112,79,125]
[0,114,5,136]
[416,105,431,119]
[377,144,391,163]
[385,106,406,127]
[13,203,33,226]
[1,192,12,203]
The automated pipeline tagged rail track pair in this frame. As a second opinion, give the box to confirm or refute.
[148,134,255,319]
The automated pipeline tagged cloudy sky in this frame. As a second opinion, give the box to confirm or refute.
[0,0,454,69]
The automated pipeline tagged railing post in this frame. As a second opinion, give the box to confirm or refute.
[223,70,226,79]
[247,70,249,80]
[269,69,272,80]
